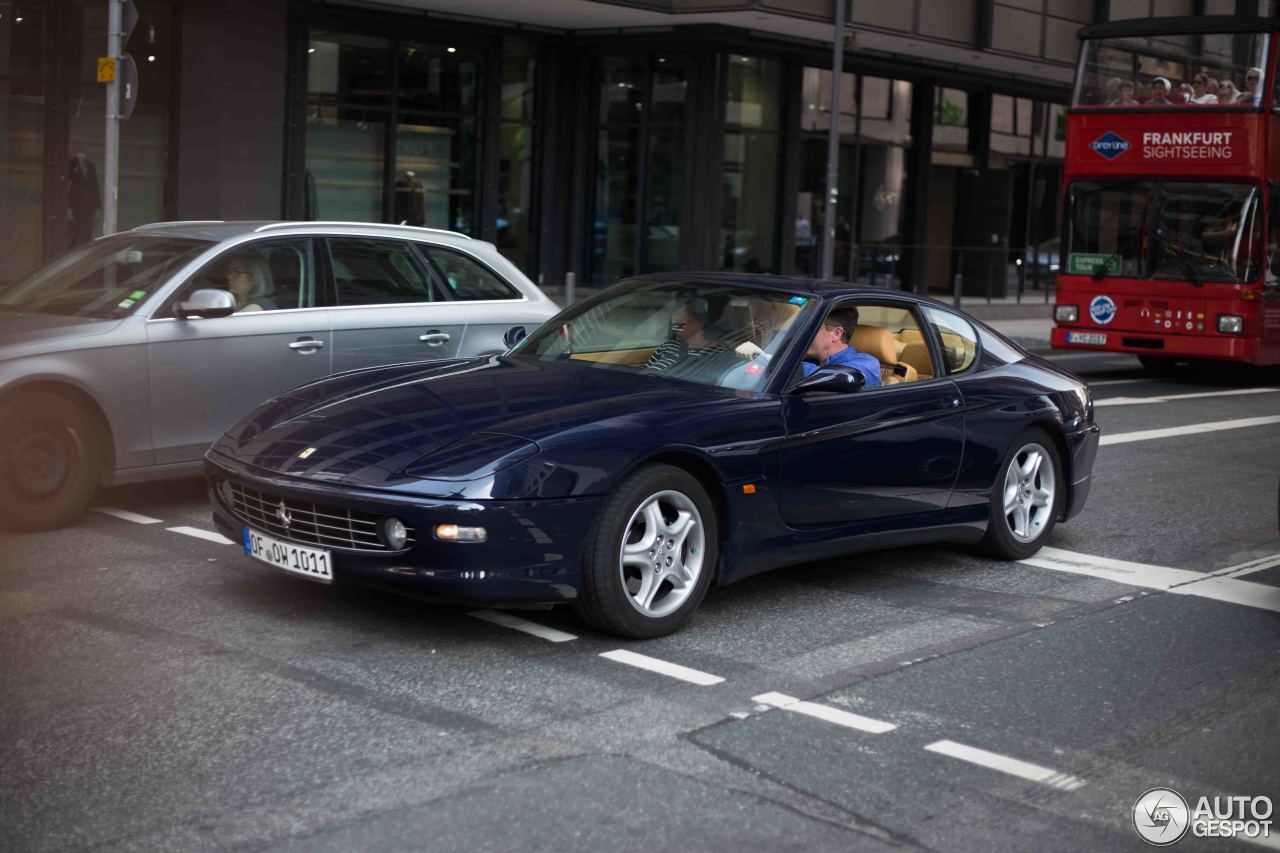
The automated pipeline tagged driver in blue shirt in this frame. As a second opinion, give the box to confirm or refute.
[735,306,880,386]
[802,307,881,385]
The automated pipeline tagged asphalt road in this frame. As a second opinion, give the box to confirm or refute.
[2,351,1278,852]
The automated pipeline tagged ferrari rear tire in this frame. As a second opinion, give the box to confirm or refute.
[573,463,718,638]
[0,390,106,531]
[979,428,1063,560]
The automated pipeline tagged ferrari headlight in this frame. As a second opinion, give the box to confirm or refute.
[379,517,409,550]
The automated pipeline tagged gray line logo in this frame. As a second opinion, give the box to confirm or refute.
[1134,787,1190,846]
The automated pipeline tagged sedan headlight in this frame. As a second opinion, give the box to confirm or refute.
[1217,314,1244,334]
[1054,304,1078,323]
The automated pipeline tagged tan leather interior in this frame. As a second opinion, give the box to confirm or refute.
[851,326,918,384]
[898,341,934,379]
[570,347,655,365]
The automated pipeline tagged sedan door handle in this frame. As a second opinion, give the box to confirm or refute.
[419,332,451,345]
[289,338,325,350]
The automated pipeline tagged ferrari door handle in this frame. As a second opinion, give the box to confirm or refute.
[289,338,324,350]
[419,332,451,345]
[944,395,961,408]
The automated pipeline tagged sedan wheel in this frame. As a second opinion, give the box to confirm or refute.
[0,390,106,530]
[980,428,1063,560]
[575,464,718,638]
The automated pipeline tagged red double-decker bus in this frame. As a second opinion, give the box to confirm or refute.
[1052,16,1280,368]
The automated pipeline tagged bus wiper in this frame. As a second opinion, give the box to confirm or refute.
[1091,251,1122,281]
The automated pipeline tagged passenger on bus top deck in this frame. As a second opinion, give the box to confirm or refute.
[1191,72,1218,104]
[1109,80,1137,105]
[1219,80,1241,105]
[1174,82,1193,104]
[1243,67,1263,104]
[1146,77,1172,105]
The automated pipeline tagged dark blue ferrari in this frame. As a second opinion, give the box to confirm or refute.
[206,274,1100,638]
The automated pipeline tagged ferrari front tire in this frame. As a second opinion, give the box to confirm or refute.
[573,464,718,639]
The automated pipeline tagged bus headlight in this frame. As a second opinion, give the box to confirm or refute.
[1054,304,1078,322]
[1217,314,1244,334]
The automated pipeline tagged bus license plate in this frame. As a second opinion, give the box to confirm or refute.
[243,527,333,583]
[1067,332,1107,346]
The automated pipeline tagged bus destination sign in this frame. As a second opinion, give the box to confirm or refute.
[1086,129,1242,164]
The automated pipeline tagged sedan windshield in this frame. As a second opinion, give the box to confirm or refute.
[0,235,214,318]
[510,279,813,391]
[1066,181,1261,284]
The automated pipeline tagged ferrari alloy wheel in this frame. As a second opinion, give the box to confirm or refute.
[574,464,718,638]
[980,428,1063,560]
[618,489,706,619]
[1002,442,1056,544]
[0,390,106,530]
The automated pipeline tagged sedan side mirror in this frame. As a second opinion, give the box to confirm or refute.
[504,325,528,348]
[790,365,867,395]
[176,288,237,319]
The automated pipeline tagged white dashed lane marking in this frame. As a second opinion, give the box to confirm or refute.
[1093,387,1279,407]
[924,740,1086,791]
[468,610,578,643]
[599,650,724,686]
[166,526,235,546]
[752,692,896,734]
[92,507,163,525]
[1021,547,1280,614]
[1100,415,1280,446]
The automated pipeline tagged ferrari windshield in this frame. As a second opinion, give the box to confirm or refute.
[510,279,813,391]
[0,235,214,318]
[1074,32,1268,108]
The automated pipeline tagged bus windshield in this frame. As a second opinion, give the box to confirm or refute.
[1066,181,1262,284]
[1074,32,1268,108]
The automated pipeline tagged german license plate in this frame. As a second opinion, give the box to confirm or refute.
[242,527,333,583]
[1066,332,1107,346]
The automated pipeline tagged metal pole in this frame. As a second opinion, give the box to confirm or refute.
[819,0,846,280]
[103,0,123,235]
[564,271,575,307]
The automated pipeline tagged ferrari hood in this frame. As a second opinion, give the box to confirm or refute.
[213,356,719,486]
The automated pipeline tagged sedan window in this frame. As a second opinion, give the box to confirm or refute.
[418,245,519,300]
[328,238,441,306]
[179,238,315,314]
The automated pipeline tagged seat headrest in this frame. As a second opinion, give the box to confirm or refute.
[850,325,897,364]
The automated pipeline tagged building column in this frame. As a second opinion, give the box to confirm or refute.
[174,0,288,220]
[904,79,935,295]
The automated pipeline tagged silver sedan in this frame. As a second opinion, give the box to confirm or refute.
[0,221,560,529]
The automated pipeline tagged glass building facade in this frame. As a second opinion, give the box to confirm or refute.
[2,0,1271,295]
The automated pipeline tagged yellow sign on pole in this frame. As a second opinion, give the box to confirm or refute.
[97,56,116,83]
